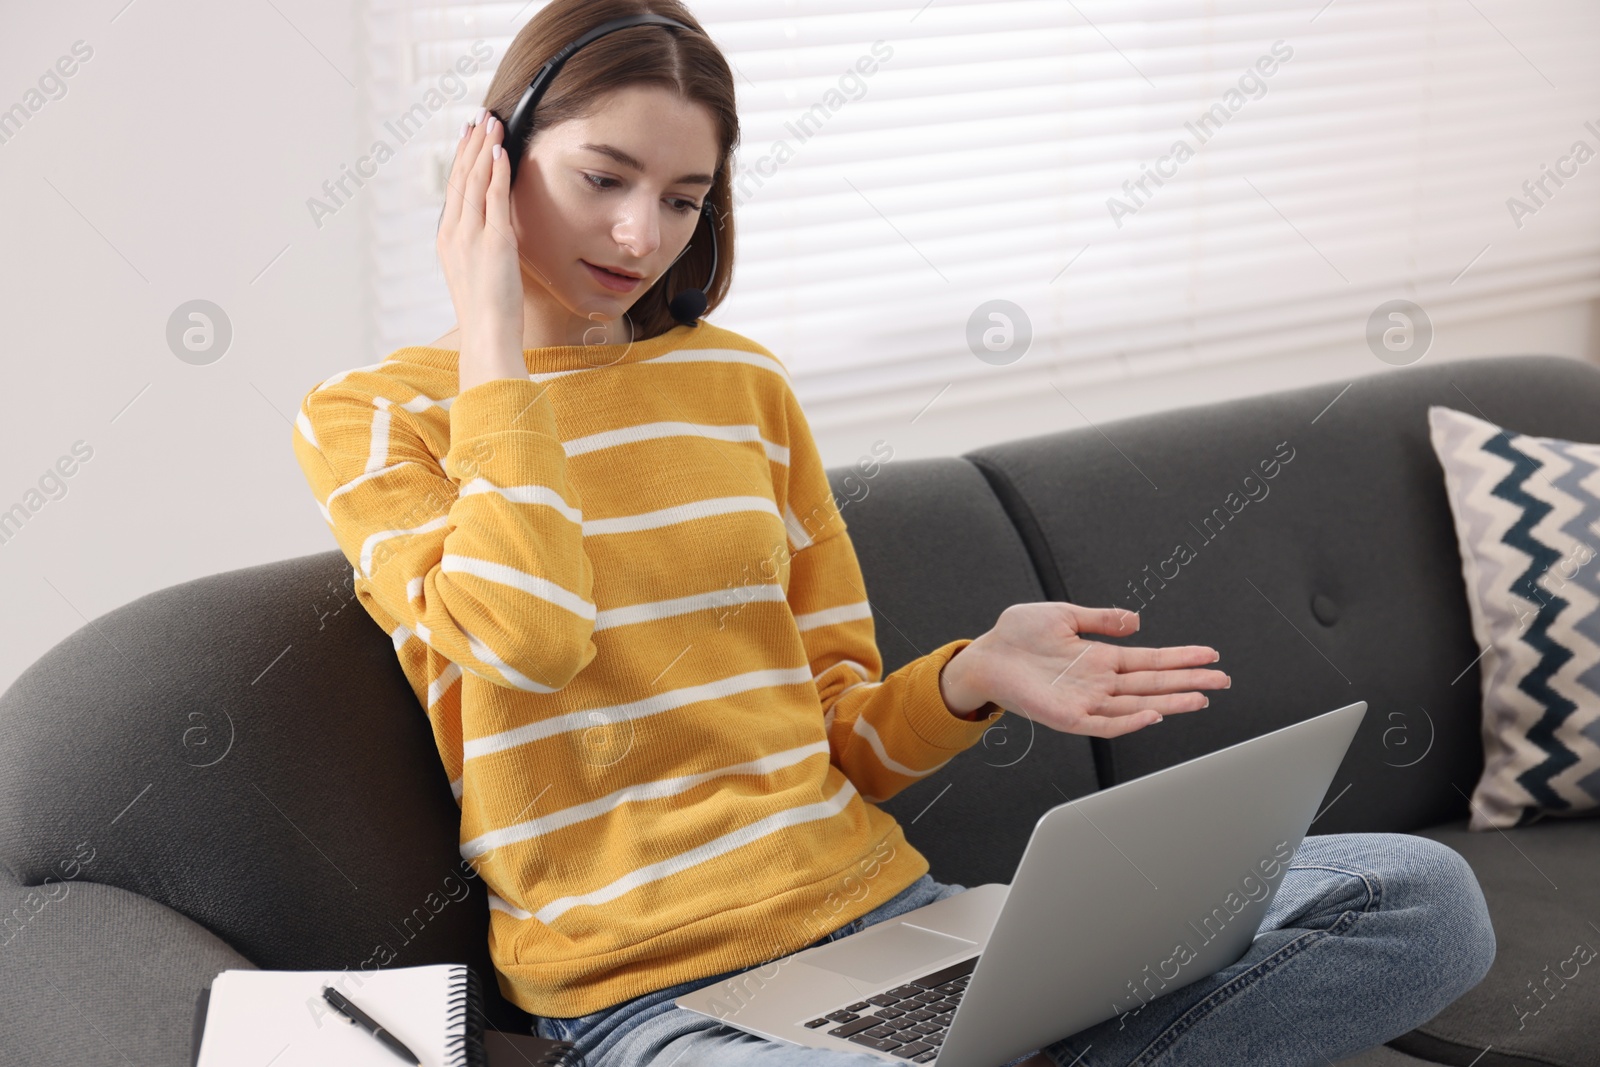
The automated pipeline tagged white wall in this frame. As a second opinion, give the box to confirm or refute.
[1,0,1597,696]
[0,0,369,694]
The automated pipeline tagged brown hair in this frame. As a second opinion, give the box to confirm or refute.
[481,0,739,341]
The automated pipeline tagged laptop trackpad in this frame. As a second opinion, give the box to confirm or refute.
[811,922,978,986]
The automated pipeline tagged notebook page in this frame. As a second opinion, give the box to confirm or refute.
[196,964,460,1067]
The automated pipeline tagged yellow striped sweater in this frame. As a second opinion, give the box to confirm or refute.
[291,320,1006,1018]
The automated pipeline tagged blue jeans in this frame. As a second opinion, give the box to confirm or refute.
[530,833,1496,1066]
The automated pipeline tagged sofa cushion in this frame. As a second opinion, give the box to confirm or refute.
[0,871,252,1066]
[825,456,1101,888]
[0,551,530,1030]
[1391,816,1600,1067]
[964,355,1600,835]
[1428,404,1600,830]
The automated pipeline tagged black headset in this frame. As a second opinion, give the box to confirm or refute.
[495,12,720,327]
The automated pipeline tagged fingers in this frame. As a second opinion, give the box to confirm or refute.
[462,113,500,228]
[1027,691,1200,740]
[1064,603,1140,637]
[1111,642,1220,673]
[485,118,511,233]
[442,106,491,234]
[1043,703,1168,739]
[1108,666,1230,697]
[1097,692,1208,717]
[1060,606,1220,665]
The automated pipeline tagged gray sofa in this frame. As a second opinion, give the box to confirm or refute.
[4,353,1598,1066]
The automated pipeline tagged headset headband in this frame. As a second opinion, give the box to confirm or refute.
[500,12,696,185]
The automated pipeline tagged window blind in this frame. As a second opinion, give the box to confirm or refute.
[363,0,1600,427]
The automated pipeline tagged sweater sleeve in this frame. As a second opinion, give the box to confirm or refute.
[779,393,1005,804]
[292,375,597,692]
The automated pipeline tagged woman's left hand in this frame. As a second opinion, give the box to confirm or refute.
[939,603,1229,738]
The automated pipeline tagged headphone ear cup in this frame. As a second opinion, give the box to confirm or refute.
[503,117,525,185]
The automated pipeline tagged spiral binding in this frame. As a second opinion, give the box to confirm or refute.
[442,963,584,1067]
[442,964,489,1067]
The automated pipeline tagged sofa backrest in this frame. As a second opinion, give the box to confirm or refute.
[823,455,1099,888]
[963,353,1600,839]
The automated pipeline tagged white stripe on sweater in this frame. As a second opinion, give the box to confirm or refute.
[365,396,392,473]
[584,495,779,536]
[402,595,577,693]
[459,478,582,524]
[326,461,419,507]
[783,503,815,551]
[818,660,874,687]
[531,779,858,924]
[794,601,872,631]
[851,715,951,780]
[523,346,792,387]
[464,665,814,760]
[399,392,454,414]
[462,625,562,694]
[821,669,880,732]
[819,661,878,733]
[630,347,792,385]
[563,421,787,465]
[488,892,532,920]
[459,741,830,861]
[440,554,595,620]
[595,584,786,630]
[427,662,462,707]
[360,515,449,576]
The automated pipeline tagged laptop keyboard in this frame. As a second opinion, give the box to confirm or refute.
[800,955,978,1062]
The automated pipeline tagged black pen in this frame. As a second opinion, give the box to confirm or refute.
[322,985,422,1065]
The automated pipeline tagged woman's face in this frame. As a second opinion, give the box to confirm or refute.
[510,85,720,327]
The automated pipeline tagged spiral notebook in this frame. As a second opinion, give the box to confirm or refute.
[192,963,499,1067]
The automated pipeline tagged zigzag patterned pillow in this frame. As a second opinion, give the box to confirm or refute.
[1428,405,1600,831]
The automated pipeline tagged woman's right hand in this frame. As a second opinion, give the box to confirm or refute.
[438,107,529,393]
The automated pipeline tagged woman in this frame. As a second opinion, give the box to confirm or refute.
[292,2,1496,1064]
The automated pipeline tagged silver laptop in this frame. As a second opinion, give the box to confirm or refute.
[676,700,1368,1066]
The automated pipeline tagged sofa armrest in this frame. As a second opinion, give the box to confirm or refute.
[0,871,252,1066]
